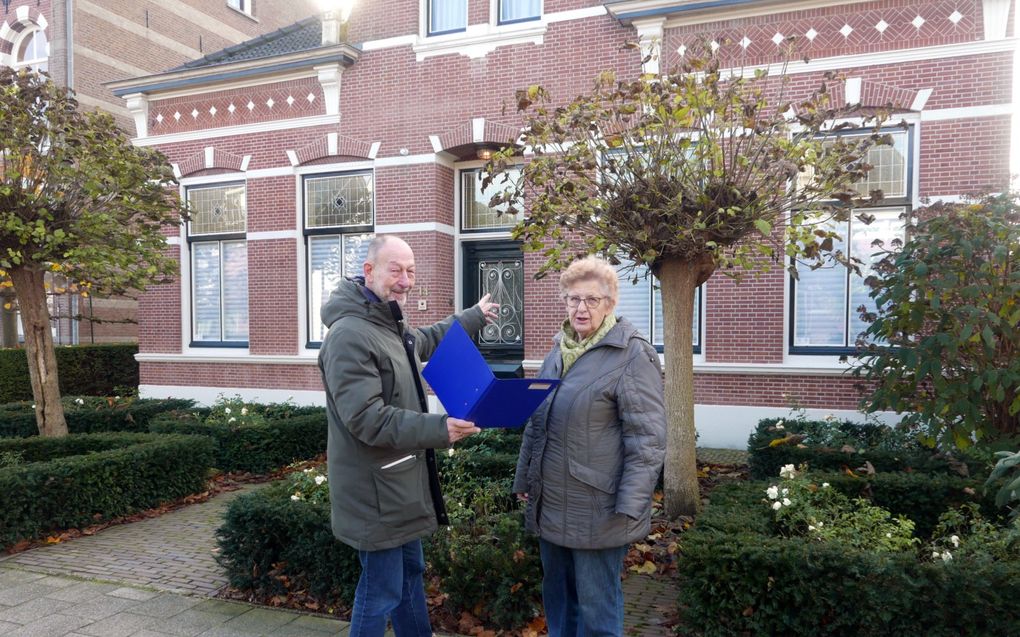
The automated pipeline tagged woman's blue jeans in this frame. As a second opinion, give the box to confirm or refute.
[349,539,432,637]
[539,539,629,637]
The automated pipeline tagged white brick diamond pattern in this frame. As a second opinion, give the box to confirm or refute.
[912,15,926,29]
[772,32,784,46]
[875,20,888,33]
[174,111,181,121]
[839,23,853,38]
[740,36,751,49]
[677,44,687,57]
[710,40,720,52]
[307,93,316,103]
[191,108,199,119]
[948,10,963,24]
[805,27,818,41]
[266,97,275,109]
[247,100,255,111]
[228,103,236,114]
[209,106,217,116]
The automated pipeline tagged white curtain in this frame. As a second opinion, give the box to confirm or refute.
[430,0,467,33]
[308,234,372,342]
[500,0,540,23]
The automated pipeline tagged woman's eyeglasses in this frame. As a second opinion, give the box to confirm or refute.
[563,295,603,309]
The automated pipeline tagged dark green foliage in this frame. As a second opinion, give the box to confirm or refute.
[747,417,981,480]
[853,193,1020,446]
[0,432,212,548]
[0,397,195,438]
[0,343,139,403]
[678,481,1020,636]
[215,486,359,607]
[149,410,326,473]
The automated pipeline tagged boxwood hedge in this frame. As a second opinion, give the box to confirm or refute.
[0,432,213,548]
[0,343,139,403]
[0,397,196,438]
[149,409,327,473]
[678,478,1019,636]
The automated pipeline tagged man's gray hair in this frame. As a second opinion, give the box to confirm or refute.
[364,234,399,267]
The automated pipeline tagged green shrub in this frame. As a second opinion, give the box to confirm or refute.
[747,417,981,480]
[149,404,326,473]
[0,396,195,438]
[678,479,1019,636]
[0,343,139,403]
[0,432,213,548]
[216,482,359,608]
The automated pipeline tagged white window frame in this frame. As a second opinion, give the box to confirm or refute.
[185,181,249,348]
[426,0,468,36]
[496,0,542,25]
[459,166,522,232]
[12,26,48,73]
[303,170,376,347]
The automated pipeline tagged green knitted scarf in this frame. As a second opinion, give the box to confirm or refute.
[559,314,617,376]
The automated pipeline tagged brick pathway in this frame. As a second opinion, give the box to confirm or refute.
[0,486,258,596]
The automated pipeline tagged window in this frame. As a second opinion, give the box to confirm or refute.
[429,0,467,35]
[499,0,541,24]
[13,27,47,73]
[790,126,912,354]
[790,208,906,352]
[461,168,521,231]
[227,0,251,15]
[305,172,375,344]
[187,183,248,346]
[616,263,701,353]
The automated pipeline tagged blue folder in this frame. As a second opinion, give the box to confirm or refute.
[422,322,559,428]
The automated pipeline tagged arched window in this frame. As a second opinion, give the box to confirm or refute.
[14,27,48,73]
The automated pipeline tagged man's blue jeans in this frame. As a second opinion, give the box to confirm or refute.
[539,539,629,637]
[349,539,432,637]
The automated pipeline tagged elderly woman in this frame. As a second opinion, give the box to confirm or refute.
[513,256,667,637]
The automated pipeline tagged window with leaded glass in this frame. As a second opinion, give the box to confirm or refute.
[461,168,521,232]
[616,263,701,353]
[14,28,47,73]
[187,183,248,346]
[304,172,375,345]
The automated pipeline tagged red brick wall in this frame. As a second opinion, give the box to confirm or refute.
[694,374,866,410]
[248,238,299,355]
[920,115,1013,195]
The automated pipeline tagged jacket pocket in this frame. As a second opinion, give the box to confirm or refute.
[372,454,431,527]
[568,458,618,494]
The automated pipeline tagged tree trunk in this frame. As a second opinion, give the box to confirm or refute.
[9,267,67,437]
[1,289,17,348]
[658,256,714,519]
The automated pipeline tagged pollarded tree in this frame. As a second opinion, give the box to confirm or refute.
[853,194,1020,448]
[0,68,183,437]
[487,49,890,517]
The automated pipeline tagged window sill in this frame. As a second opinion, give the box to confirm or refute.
[414,20,546,60]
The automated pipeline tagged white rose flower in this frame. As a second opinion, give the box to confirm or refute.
[886,533,892,538]
[941,551,953,562]
[782,498,792,506]
[447,448,456,457]
[808,525,816,531]
[781,488,789,496]
[240,407,248,416]
[932,551,941,559]
[822,482,830,488]
[950,535,960,548]
[291,494,301,501]
[772,501,782,510]
[75,398,85,405]
[314,475,326,485]
[816,522,824,528]
[779,464,797,479]
[766,486,779,500]
[224,407,231,414]
[228,417,236,423]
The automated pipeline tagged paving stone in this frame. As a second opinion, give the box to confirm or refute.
[269,622,348,637]
[0,620,21,633]
[77,611,156,637]
[44,581,120,603]
[218,607,299,633]
[286,614,343,632]
[189,599,251,617]
[63,593,142,620]
[108,587,160,601]
[128,593,203,619]
[0,581,64,606]
[0,596,74,625]
[5,613,90,637]
[146,609,232,636]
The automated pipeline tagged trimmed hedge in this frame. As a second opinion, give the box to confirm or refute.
[747,418,982,480]
[149,409,327,473]
[0,343,139,403]
[0,432,213,548]
[0,397,196,438]
[216,484,360,606]
[678,479,1019,637]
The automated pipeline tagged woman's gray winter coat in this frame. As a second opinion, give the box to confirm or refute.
[512,317,667,549]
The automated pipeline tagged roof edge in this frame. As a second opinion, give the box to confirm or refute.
[107,44,361,97]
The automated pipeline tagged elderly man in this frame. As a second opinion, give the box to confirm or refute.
[318,234,497,637]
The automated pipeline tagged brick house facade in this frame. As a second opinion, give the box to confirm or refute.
[0,0,317,345]
[111,0,1017,447]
